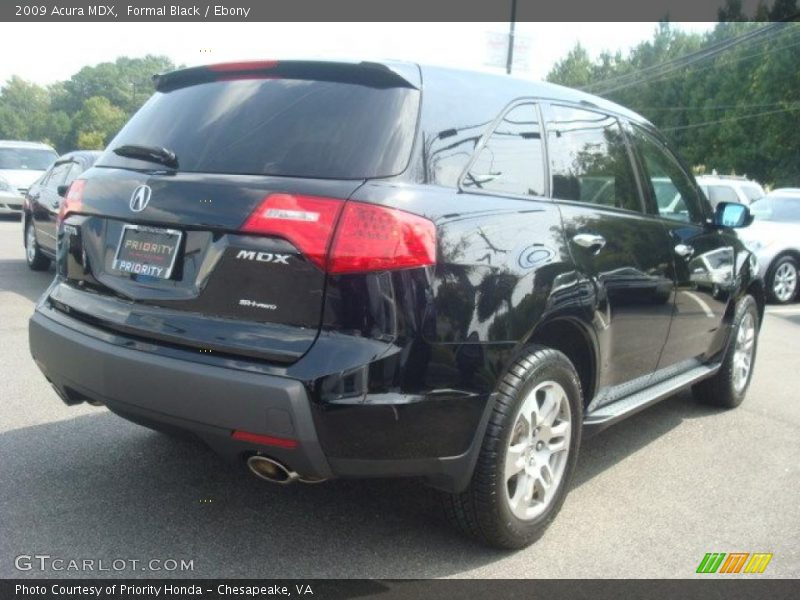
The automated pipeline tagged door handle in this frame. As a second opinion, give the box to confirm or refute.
[674,243,694,259]
[572,233,606,254]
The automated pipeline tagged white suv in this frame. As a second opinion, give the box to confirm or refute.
[0,140,58,214]
[696,174,765,208]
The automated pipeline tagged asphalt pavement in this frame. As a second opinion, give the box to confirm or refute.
[1,216,798,579]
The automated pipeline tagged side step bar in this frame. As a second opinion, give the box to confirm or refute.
[583,363,720,436]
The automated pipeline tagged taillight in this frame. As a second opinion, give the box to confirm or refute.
[57,179,86,225]
[328,202,436,274]
[241,193,343,270]
[241,194,437,274]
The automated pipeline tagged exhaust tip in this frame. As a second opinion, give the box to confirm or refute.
[246,455,297,484]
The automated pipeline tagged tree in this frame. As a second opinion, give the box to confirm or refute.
[0,54,176,153]
[0,76,51,141]
[546,14,800,188]
[547,44,595,88]
[73,96,127,148]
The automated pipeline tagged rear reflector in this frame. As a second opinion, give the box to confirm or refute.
[57,179,86,225]
[231,430,298,449]
[241,194,436,274]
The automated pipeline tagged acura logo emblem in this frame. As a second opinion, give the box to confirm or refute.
[129,185,152,212]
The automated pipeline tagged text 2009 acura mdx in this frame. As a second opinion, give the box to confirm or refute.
[29,60,763,548]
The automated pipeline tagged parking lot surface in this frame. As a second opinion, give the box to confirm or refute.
[1,217,798,578]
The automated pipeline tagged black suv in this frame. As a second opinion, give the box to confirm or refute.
[29,60,763,549]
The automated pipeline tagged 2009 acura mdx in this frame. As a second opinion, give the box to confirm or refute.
[29,60,763,548]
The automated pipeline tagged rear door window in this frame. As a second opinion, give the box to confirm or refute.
[462,103,546,197]
[44,162,72,190]
[545,105,641,212]
[97,78,420,180]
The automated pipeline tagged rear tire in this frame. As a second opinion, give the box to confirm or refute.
[25,219,50,271]
[766,255,798,304]
[693,294,759,408]
[442,346,582,549]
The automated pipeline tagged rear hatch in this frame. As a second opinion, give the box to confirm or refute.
[52,61,420,363]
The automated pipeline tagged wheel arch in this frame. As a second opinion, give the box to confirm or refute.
[526,316,598,408]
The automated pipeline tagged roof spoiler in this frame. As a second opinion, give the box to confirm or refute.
[153,60,420,92]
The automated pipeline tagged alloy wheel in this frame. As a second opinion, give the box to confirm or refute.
[772,262,797,303]
[26,223,36,264]
[504,380,572,521]
[732,311,756,393]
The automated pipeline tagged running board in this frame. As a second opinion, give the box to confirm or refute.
[583,364,720,436]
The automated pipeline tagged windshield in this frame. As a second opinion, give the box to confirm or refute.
[97,78,420,179]
[0,148,57,171]
[750,197,800,223]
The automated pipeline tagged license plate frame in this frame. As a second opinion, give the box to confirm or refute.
[112,224,183,280]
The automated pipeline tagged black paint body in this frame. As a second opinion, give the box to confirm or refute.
[28,62,762,491]
[23,150,100,256]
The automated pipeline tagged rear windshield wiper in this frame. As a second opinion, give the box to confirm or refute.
[113,144,179,169]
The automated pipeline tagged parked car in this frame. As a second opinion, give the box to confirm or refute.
[737,191,800,304]
[22,151,101,270]
[696,174,765,207]
[767,187,800,197]
[28,61,763,549]
[0,140,58,215]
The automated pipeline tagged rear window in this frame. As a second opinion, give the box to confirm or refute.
[741,185,764,203]
[97,78,420,179]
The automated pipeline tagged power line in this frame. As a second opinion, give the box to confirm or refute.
[583,22,787,95]
[603,29,800,95]
[659,105,800,132]
[639,101,799,112]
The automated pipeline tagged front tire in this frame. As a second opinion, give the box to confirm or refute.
[25,219,50,271]
[766,255,798,304]
[442,346,582,549]
[693,294,759,408]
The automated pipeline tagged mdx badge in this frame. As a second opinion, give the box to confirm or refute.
[236,250,290,264]
[129,185,152,212]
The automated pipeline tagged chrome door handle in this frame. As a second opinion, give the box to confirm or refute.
[674,243,694,259]
[572,233,606,254]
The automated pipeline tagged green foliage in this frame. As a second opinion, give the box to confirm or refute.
[76,131,106,150]
[0,55,175,153]
[547,15,800,187]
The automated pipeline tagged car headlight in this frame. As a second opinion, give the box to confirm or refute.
[0,176,14,193]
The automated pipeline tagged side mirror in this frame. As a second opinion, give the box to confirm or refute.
[713,202,752,229]
[57,184,70,198]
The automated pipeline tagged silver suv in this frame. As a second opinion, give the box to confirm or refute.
[697,174,765,208]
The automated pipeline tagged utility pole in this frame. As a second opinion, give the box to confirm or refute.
[506,0,517,75]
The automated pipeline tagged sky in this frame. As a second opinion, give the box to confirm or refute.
[0,22,716,87]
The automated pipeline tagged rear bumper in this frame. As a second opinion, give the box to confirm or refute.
[29,308,490,491]
[29,309,333,479]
